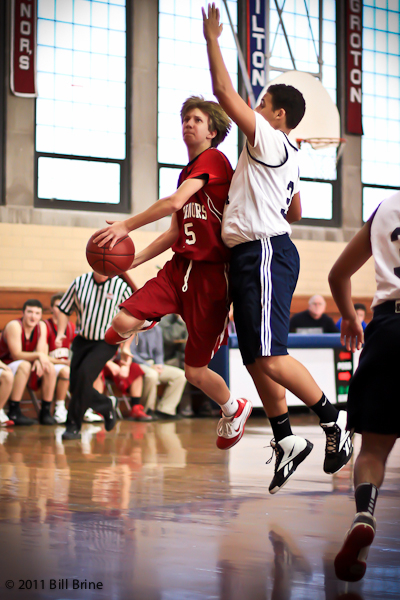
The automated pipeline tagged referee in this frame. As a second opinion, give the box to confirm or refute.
[55,270,133,440]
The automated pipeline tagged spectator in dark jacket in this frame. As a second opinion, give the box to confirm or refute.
[290,295,339,334]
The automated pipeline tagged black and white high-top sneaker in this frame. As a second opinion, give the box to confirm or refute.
[267,435,313,494]
[320,410,353,474]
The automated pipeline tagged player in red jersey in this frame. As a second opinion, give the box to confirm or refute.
[94,96,252,447]
[0,299,57,425]
[45,293,76,424]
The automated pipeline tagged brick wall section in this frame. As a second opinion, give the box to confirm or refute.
[295,239,376,298]
[0,223,377,326]
[0,222,173,291]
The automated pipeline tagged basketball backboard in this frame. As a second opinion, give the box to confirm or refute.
[256,71,342,149]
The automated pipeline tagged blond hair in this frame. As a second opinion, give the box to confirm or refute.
[180,96,231,147]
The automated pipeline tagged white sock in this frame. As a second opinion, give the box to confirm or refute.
[55,400,66,409]
[221,396,239,417]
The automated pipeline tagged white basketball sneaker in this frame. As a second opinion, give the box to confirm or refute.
[267,435,313,494]
[0,408,14,427]
[320,410,353,474]
[83,408,104,423]
[53,402,68,424]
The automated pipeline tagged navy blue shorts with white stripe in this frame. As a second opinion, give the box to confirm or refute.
[230,234,299,365]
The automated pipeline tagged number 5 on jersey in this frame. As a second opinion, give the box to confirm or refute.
[184,223,196,245]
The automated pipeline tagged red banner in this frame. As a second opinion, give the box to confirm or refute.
[346,0,363,135]
[10,0,37,97]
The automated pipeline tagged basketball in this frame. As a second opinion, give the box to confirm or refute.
[86,234,135,277]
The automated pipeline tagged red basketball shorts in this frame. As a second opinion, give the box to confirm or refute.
[103,360,144,395]
[120,255,229,368]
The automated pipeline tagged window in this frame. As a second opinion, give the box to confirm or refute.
[362,1,400,221]
[35,0,129,212]
[158,0,238,199]
[268,0,339,225]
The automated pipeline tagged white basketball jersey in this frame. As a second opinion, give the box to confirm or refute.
[222,112,300,248]
[371,191,400,308]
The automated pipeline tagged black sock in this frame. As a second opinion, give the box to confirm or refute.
[269,412,293,442]
[8,400,21,415]
[129,397,141,407]
[310,393,338,423]
[355,483,379,515]
[40,400,52,413]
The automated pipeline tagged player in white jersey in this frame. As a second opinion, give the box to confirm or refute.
[329,191,400,582]
[203,3,353,493]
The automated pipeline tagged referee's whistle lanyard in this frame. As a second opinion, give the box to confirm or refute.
[182,260,193,292]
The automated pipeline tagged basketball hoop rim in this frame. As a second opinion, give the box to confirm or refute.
[296,137,346,149]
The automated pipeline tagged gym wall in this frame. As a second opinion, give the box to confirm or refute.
[0,0,375,303]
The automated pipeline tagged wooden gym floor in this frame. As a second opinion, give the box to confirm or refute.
[0,414,399,600]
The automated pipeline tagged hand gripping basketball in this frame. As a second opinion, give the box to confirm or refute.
[86,233,135,277]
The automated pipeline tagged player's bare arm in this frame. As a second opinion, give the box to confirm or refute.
[35,321,52,372]
[94,178,206,249]
[329,220,372,352]
[286,192,302,223]
[55,311,69,348]
[5,320,47,364]
[202,3,256,144]
[131,214,179,269]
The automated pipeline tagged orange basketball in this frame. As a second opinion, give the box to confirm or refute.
[86,234,135,277]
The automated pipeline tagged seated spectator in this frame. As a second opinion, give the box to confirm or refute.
[336,302,367,331]
[0,360,14,427]
[160,315,196,417]
[160,314,188,368]
[130,326,186,420]
[46,293,75,424]
[289,295,339,334]
[0,299,57,425]
[102,351,149,422]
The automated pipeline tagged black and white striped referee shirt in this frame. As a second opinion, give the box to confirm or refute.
[58,272,132,341]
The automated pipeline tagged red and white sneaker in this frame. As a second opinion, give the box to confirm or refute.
[216,398,252,450]
[334,512,376,582]
[0,408,14,427]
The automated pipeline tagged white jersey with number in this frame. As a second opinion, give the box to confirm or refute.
[221,111,300,248]
[371,191,400,308]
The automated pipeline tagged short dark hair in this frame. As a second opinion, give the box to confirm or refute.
[354,303,366,312]
[267,84,306,130]
[180,96,231,147]
[23,299,43,312]
[50,293,64,307]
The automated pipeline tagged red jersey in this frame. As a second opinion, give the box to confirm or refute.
[172,147,233,263]
[45,318,75,361]
[0,318,41,364]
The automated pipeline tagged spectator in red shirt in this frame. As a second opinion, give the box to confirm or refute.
[0,300,57,425]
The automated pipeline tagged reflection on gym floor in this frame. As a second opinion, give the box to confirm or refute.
[0,417,399,600]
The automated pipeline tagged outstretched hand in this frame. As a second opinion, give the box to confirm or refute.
[93,220,130,249]
[202,3,223,41]
[340,317,364,352]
